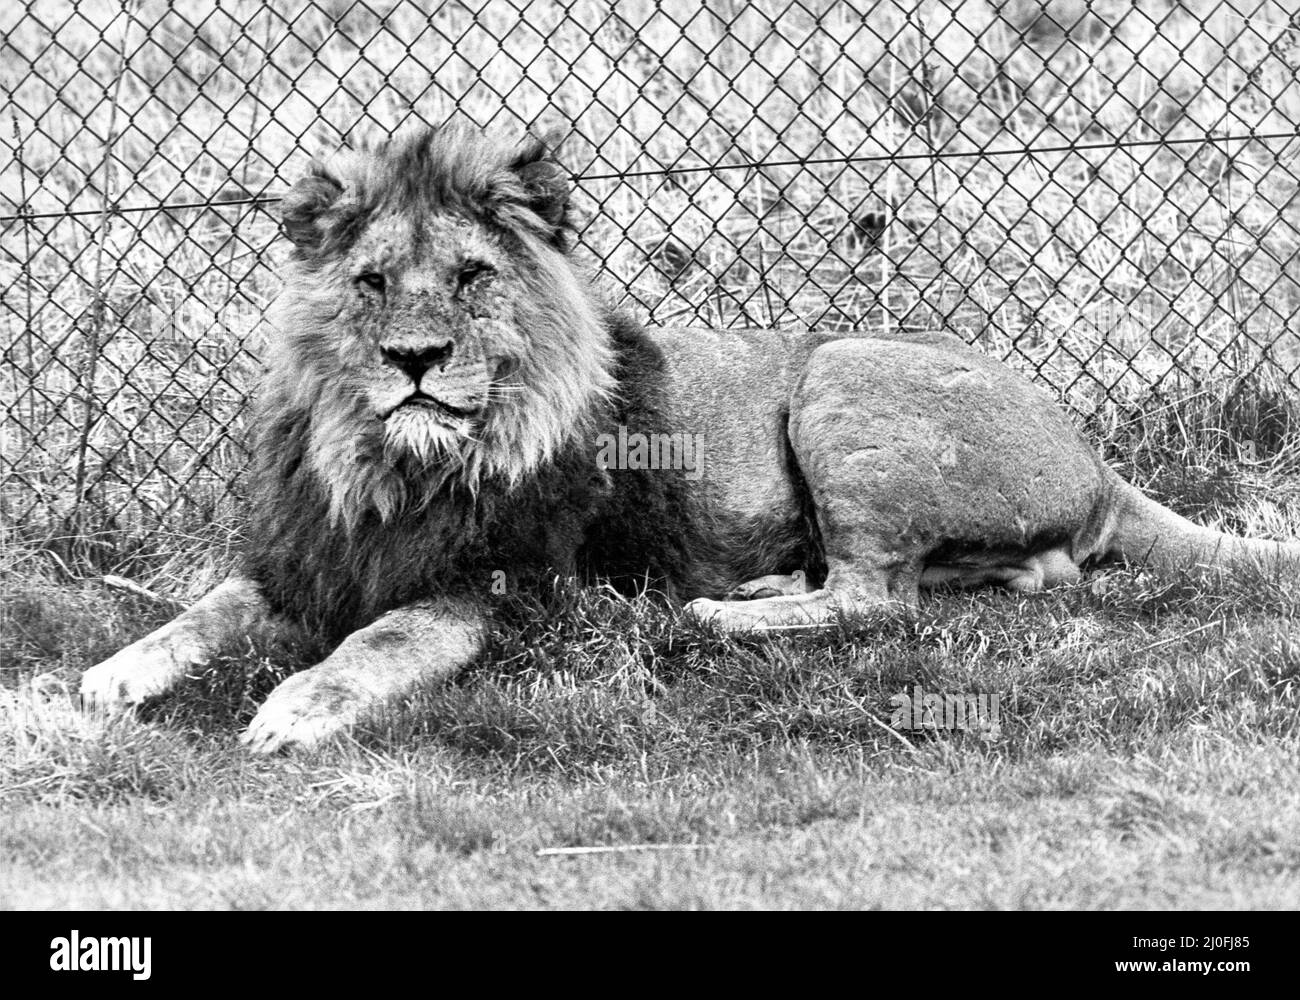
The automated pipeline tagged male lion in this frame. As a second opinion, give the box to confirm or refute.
[81,122,1300,752]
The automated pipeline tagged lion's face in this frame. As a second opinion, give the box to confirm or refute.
[267,124,614,523]
[323,209,527,464]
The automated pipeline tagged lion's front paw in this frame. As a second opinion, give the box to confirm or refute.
[239,670,361,754]
[80,639,197,711]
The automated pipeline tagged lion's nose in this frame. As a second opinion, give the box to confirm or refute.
[381,340,454,384]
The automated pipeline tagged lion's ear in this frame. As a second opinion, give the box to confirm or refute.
[510,138,573,247]
[280,167,344,252]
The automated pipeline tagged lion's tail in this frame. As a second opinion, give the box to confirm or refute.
[1106,481,1300,577]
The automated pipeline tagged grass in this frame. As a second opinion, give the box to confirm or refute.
[2,0,1298,540]
[4,740,1299,909]
[3,579,1300,908]
[2,367,1300,909]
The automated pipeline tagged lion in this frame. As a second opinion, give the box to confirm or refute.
[80,122,1300,752]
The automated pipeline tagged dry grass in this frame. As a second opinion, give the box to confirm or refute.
[4,561,1300,908]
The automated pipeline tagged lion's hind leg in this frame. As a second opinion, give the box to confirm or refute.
[725,568,811,600]
[919,546,1081,594]
[687,587,893,631]
[1008,547,1081,592]
[689,556,917,632]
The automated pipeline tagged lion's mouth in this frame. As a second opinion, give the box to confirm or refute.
[390,391,480,421]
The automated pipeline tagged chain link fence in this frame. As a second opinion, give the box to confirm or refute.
[3,0,1299,545]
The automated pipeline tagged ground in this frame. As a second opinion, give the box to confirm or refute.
[4,490,1300,908]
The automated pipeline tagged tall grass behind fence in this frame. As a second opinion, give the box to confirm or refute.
[2,0,1299,550]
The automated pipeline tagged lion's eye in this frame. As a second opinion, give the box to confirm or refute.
[456,260,495,294]
[356,272,386,293]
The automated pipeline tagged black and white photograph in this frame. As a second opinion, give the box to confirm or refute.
[2,0,1298,935]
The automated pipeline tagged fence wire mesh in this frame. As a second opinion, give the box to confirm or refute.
[3,0,1300,542]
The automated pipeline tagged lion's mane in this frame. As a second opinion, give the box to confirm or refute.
[261,123,613,525]
[240,126,703,634]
